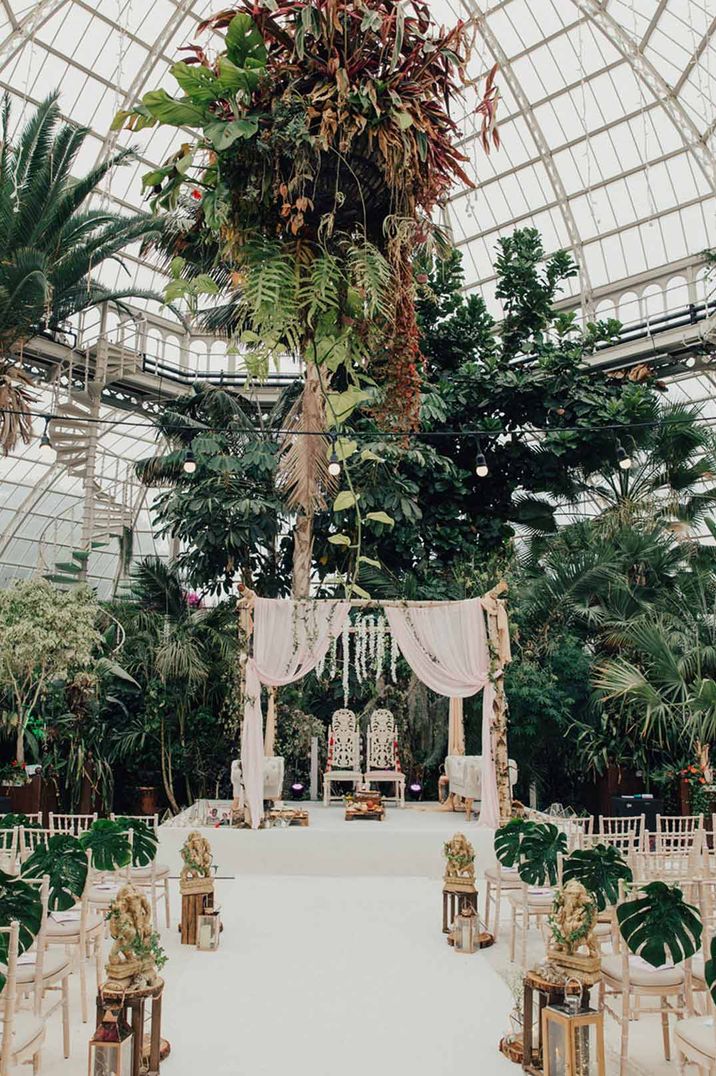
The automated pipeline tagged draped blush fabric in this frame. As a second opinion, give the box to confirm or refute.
[448,698,465,756]
[242,598,350,828]
[384,600,499,828]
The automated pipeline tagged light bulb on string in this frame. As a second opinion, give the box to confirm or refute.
[475,441,489,478]
[183,448,197,475]
[328,434,341,477]
[39,415,52,450]
[616,440,632,471]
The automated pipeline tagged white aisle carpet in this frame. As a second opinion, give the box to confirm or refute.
[163,874,516,1076]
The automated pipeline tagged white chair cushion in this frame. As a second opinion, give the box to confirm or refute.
[46,914,103,939]
[16,951,71,984]
[325,770,362,779]
[594,921,612,938]
[507,887,555,907]
[484,865,520,884]
[675,1016,716,1059]
[130,863,170,881]
[88,884,120,904]
[1,1012,45,1057]
[601,954,684,988]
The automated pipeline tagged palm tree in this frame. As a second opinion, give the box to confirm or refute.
[0,92,166,453]
[112,558,237,812]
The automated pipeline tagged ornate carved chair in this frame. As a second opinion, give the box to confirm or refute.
[364,708,405,807]
[323,709,362,805]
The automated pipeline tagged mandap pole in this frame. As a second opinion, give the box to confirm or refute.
[481,581,513,824]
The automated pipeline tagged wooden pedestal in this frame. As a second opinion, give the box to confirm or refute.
[442,884,478,934]
[179,880,214,946]
[97,979,164,1076]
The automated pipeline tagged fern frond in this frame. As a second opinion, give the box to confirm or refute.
[347,241,393,320]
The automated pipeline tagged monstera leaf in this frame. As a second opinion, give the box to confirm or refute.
[494,818,536,867]
[518,823,568,886]
[563,844,633,912]
[79,820,131,873]
[0,868,43,987]
[0,813,41,830]
[616,881,702,967]
[113,818,158,867]
[21,834,88,911]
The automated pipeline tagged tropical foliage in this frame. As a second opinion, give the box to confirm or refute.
[0,93,165,454]
[616,881,702,967]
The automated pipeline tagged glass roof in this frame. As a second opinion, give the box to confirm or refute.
[0,0,714,589]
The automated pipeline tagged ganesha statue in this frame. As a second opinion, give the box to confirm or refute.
[180,831,214,894]
[547,879,600,976]
[105,884,161,990]
[443,832,476,890]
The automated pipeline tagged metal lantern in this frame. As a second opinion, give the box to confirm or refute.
[452,900,479,954]
[196,908,221,951]
[88,1007,134,1076]
[542,980,606,1076]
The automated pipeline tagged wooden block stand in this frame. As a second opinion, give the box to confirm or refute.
[179,878,214,946]
[96,979,165,1076]
[442,883,478,934]
[268,808,310,827]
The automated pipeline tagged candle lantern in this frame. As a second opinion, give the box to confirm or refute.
[452,901,479,954]
[542,979,605,1076]
[88,1005,134,1076]
[196,908,221,951]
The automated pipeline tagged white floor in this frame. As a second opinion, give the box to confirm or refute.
[35,804,684,1076]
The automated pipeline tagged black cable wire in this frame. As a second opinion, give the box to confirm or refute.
[0,404,712,440]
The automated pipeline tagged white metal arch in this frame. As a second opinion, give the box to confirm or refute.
[462,0,595,314]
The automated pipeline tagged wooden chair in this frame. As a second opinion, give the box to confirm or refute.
[111,813,171,928]
[48,812,97,837]
[18,828,54,865]
[599,880,691,1076]
[0,920,45,1075]
[323,709,362,805]
[656,813,704,854]
[483,860,521,942]
[507,854,562,970]
[0,813,41,827]
[86,830,133,920]
[45,852,104,1024]
[363,709,405,807]
[599,813,645,854]
[0,830,19,876]
[17,875,72,1059]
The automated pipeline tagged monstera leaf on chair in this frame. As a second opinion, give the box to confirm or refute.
[494,818,536,867]
[616,881,702,967]
[0,813,41,830]
[518,823,568,886]
[113,817,158,867]
[0,868,43,985]
[563,844,633,912]
[21,834,88,911]
[79,819,132,873]
[703,936,716,1002]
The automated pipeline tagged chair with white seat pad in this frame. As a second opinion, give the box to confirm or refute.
[17,875,72,1059]
[111,813,171,929]
[364,709,405,807]
[483,860,521,942]
[323,709,362,805]
[0,921,45,1076]
[599,879,692,1076]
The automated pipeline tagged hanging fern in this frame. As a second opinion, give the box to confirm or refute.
[347,241,393,320]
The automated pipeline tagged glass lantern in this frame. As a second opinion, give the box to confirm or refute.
[88,1009,133,1076]
[452,901,479,954]
[197,908,221,951]
[542,986,605,1076]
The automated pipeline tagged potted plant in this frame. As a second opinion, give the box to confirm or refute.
[616,881,702,967]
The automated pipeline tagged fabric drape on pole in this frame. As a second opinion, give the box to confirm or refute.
[447,697,465,756]
[264,687,277,756]
[384,599,499,828]
[243,598,350,827]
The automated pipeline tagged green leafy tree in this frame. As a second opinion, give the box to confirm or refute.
[0,93,165,453]
[0,581,101,765]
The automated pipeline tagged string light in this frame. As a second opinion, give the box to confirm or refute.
[616,440,632,471]
[39,416,52,450]
[475,440,489,478]
[328,434,341,477]
[183,448,197,475]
